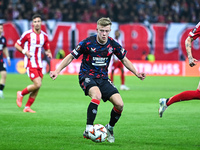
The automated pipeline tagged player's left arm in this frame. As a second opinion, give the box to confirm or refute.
[3,47,11,66]
[185,36,197,67]
[121,56,146,80]
[45,49,52,59]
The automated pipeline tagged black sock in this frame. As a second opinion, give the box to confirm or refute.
[86,102,99,125]
[109,108,122,127]
[0,84,5,91]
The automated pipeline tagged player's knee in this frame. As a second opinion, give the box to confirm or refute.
[35,82,42,89]
[93,94,101,101]
[119,104,124,111]
[115,103,124,112]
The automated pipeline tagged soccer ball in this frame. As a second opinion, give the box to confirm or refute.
[88,124,107,142]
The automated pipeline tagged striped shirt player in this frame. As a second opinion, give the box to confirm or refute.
[16,29,50,69]
[50,17,146,143]
[110,29,129,90]
[158,21,200,118]
[15,14,52,113]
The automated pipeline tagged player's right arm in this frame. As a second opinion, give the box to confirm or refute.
[14,43,32,58]
[3,47,11,66]
[50,53,74,80]
[185,36,197,67]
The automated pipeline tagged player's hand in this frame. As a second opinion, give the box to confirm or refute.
[25,51,32,59]
[137,72,146,80]
[188,57,198,67]
[47,53,52,59]
[50,71,58,80]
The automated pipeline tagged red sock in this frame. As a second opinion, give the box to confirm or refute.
[25,97,35,107]
[167,90,200,106]
[121,72,125,85]
[21,88,29,96]
[113,106,122,114]
[91,99,100,105]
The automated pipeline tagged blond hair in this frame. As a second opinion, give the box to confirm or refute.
[97,17,112,26]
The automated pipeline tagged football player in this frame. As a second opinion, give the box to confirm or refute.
[159,22,200,118]
[50,17,146,143]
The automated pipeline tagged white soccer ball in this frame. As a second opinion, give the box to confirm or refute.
[88,124,107,142]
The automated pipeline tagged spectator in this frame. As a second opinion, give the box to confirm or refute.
[2,0,200,23]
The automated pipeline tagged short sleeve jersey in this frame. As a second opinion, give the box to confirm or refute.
[0,36,6,63]
[16,29,50,68]
[71,35,127,80]
[188,22,200,40]
[112,38,123,61]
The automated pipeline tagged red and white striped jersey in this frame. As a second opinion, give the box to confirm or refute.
[188,22,200,40]
[17,29,50,68]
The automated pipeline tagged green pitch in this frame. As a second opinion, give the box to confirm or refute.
[1,74,200,150]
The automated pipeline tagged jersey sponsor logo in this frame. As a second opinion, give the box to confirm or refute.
[92,57,108,66]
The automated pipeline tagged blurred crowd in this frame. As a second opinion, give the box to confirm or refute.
[0,0,200,23]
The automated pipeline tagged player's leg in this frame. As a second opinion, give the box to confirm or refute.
[167,90,200,105]
[100,79,121,143]
[120,67,124,85]
[105,93,123,143]
[17,77,42,107]
[17,68,42,108]
[80,78,101,138]
[23,77,42,113]
[23,89,39,113]
[0,70,6,98]
[27,76,42,92]
[159,81,200,117]
[83,88,101,138]
[108,93,123,129]
[86,86,102,128]
[119,63,129,90]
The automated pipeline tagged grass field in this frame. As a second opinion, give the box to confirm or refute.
[1,74,200,150]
